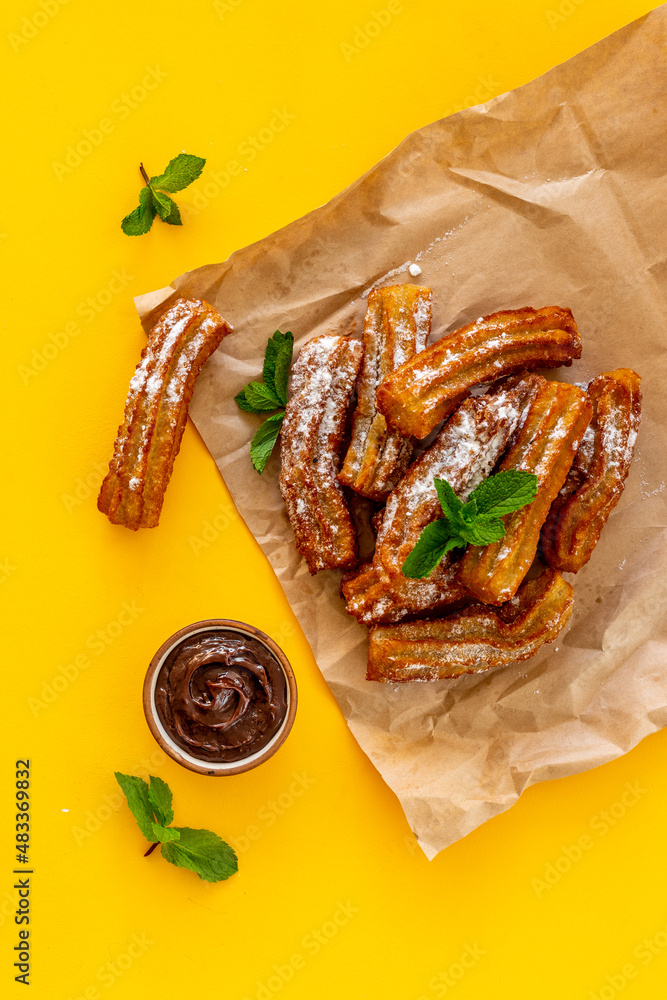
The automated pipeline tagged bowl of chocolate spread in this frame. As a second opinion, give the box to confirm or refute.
[143,620,297,775]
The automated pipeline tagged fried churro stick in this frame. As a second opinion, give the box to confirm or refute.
[542,368,641,572]
[339,284,431,499]
[98,298,232,530]
[367,569,573,682]
[458,378,592,604]
[376,306,582,439]
[280,334,363,574]
[342,557,470,625]
[342,380,538,624]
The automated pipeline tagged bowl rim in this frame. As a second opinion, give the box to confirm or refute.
[143,619,298,776]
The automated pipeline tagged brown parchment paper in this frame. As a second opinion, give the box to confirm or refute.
[136,7,667,859]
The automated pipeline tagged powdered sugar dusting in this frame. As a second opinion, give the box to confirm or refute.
[280,334,362,572]
[376,388,523,570]
[340,286,431,498]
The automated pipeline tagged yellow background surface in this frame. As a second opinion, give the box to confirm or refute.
[2,1,665,997]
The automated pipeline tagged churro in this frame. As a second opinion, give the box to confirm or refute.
[367,569,574,682]
[342,381,536,624]
[339,284,431,499]
[542,368,641,572]
[279,334,363,573]
[376,306,582,439]
[98,297,232,530]
[458,377,592,604]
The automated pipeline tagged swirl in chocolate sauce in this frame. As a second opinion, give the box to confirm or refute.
[155,630,288,763]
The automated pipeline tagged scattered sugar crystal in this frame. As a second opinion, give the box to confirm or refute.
[408,263,422,277]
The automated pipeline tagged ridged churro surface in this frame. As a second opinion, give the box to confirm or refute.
[542,368,641,572]
[343,383,535,624]
[367,569,573,682]
[339,284,431,499]
[98,297,232,530]
[458,377,592,604]
[376,306,582,439]
[280,334,363,573]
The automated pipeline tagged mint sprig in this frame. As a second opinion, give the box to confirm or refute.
[249,412,285,473]
[160,828,238,883]
[235,330,294,474]
[121,154,205,235]
[114,772,238,883]
[402,469,538,580]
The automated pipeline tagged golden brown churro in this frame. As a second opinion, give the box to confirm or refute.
[458,377,592,604]
[342,557,470,626]
[339,284,431,500]
[98,297,232,530]
[367,569,574,682]
[542,368,641,572]
[342,382,535,624]
[280,334,363,573]
[376,306,582,439]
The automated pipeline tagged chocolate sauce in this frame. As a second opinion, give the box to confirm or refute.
[155,630,288,763]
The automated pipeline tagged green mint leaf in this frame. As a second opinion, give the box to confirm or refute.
[149,187,182,226]
[460,497,477,522]
[468,469,538,519]
[250,412,284,474]
[272,334,294,405]
[434,478,464,522]
[150,153,206,193]
[263,330,292,398]
[149,186,172,220]
[403,469,539,573]
[151,823,180,844]
[121,186,156,236]
[121,155,203,234]
[401,519,462,579]
[234,388,261,413]
[461,517,506,547]
[114,772,156,841]
[244,381,283,411]
[162,198,182,226]
[238,331,293,472]
[160,827,238,883]
[148,776,174,827]
[116,772,238,882]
